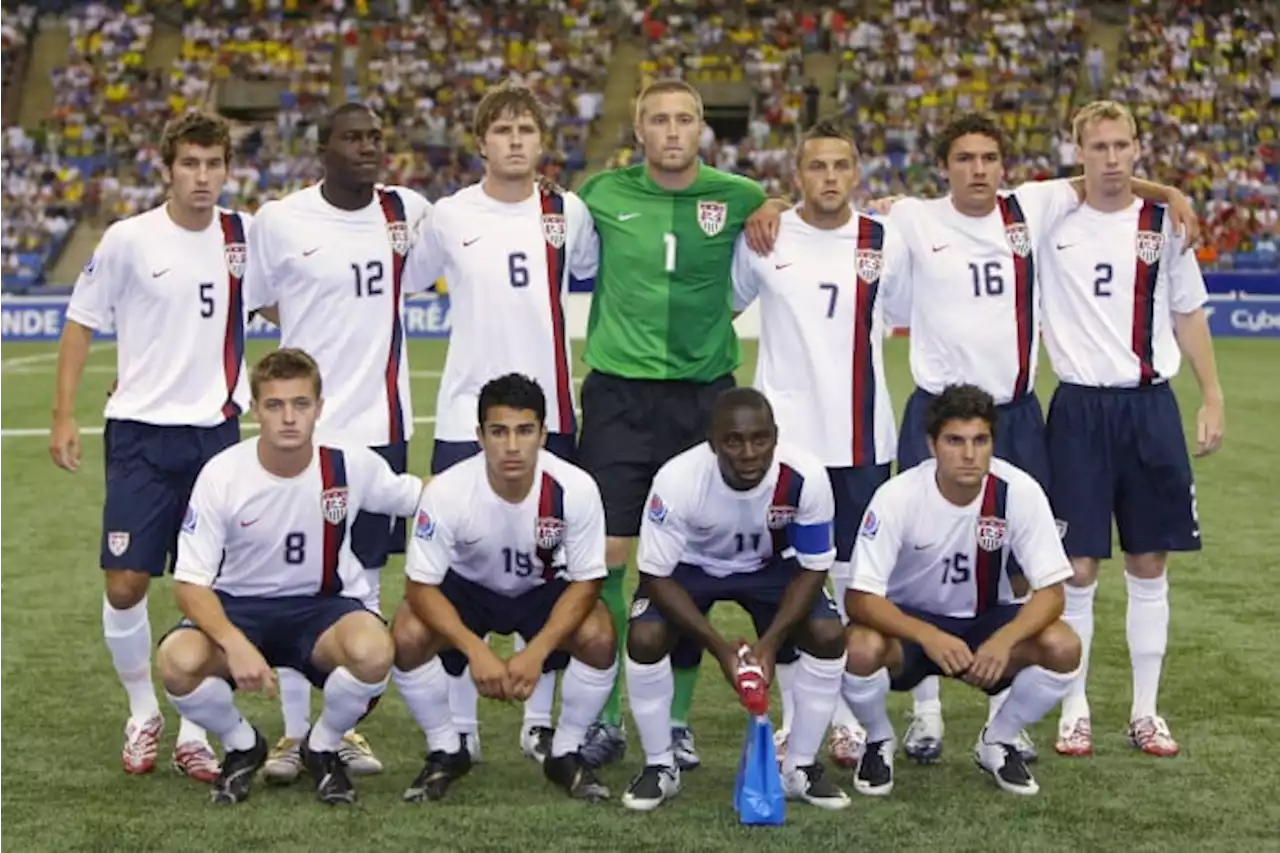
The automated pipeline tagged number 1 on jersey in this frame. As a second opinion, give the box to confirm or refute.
[663,232,677,273]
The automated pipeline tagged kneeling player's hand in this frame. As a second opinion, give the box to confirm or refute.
[921,629,973,678]
[469,647,510,700]
[966,637,1014,690]
[506,647,547,701]
[226,639,276,696]
[748,637,779,688]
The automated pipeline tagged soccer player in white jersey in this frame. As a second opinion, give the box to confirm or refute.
[884,113,1196,764]
[243,103,431,779]
[731,119,909,769]
[622,388,850,812]
[1039,101,1225,759]
[404,85,599,765]
[156,349,422,806]
[841,384,1081,797]
[49,111,247,784]
[388,374,617,803]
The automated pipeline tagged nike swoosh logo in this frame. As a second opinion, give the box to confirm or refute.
[774,263,793,270]
[239,519,260,527]
[151,269,169,278]
[931,245,948,253]
[463,237,482,247]
[618,213,642,221]
[1056,243,1075,250]
[302,247,321,256]
[913,543,933,550]
[459,537,481,545]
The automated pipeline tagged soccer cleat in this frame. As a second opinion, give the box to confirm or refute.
[1128,715,1179,757]
[301,738,357,805]
[772,727,790,765]
[543,751,611,801]
[782,762,851,810]
[521,725,555,764]
[621,764,680,812]
[210,729,268,805]
[1012,728,1039,763]
[902,707,944,764]
[461,731,483,764]
[853,738,895,797]
[579,722,626,768]
[671,725,701,770]
[338,731,383,775]
[1054,717,1094,757]
[122,713,164,775]
[974,728,1039,795]
[172,740,220,783]
[403,747,473,803]
[262,736,304,784]
[828,723,866,768]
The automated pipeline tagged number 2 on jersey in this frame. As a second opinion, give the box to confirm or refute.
[1093,262,1113,297]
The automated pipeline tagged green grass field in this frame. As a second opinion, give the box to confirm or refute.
[2,337,1278,852]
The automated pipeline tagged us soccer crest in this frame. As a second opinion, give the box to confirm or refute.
[386,221,410,257]
[1005,224,1031,258]
[224,242,246,278]
[856,248,883,284]
[976,516,1008,552]
[321,487,349,525]
[767,504,797,530]
[697,200,727,237]
[535,516,566,550]
[1136,230,1164,265]
[107,531,130,557]
[541,213,567,249]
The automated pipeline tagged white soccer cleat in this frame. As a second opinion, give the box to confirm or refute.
[338,731,384,775]
[782,762,851,810]
[974,727,1039,795]
[122,713,164,776]
[1054,717,1094,757]
[521,725,554,764]
[621,764,681,812]
[853,738,895,797]
[262,736,303,784]
[1128,715,1179,757]
[172,740,220,784]
[902,707,944,764]
[828,722,866,768]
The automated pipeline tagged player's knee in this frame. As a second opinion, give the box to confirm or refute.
[344,621,395,682]
[801,618,847,660]
[391,603,434,670]
[844,625,888,676]
[103,569,149,610]
[157,630,215,694]
[604,537,630,567]
[1068,557,1101,587]
[572,611,617,670]
[1123,552,1166,580]
[1037,623,1082,674]
[626,620,668,664]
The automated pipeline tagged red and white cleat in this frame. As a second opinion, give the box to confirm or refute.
[828,724,865,769]
[122,714,164,775]
[173,740,221,783]
[773,727,789,765]
[1128,716,1179,757]
[1054,717,1094,757]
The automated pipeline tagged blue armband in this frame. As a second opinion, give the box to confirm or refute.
[788,521,834,555]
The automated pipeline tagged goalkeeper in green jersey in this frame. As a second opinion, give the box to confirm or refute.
[575,79,786,769]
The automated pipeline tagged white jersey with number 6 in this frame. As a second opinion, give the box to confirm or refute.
[848,458,1072,619]
[175,438,424,599]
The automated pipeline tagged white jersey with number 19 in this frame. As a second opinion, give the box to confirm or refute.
[244,184,432,447]
[66,204,251,427]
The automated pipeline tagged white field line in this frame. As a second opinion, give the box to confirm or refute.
[1,343,117,367]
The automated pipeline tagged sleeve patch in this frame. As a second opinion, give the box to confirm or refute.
[414,509,435,541]
[181,505,198,534]
[83,256,98,276]
[859,510,879,540]
[647,494,668,524]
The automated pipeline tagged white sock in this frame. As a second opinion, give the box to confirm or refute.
[448,668,480,736]
[1126,572,1169,721]
[308,666,388,753]
[166,677,256,752]
[551,657,618,757]
[176,717,210,746]
[827,572,862,732]
[362,567,382,616]
[775,661,797,732]
[394,660,460,753]
[1060,581,1097,722]
[987,687,1011,724]
[625,655,674,767]
[102,595,161,721]
[911,676,940,714]
[831,695,861,732]
[782,653,846,774]
[515,633,557,728]
[841,669,894,743]
[278,668,313,739]
[986,666,1076,744]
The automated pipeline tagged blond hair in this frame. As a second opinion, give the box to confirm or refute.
[635,78,704,124]
[1072,100,1138,146]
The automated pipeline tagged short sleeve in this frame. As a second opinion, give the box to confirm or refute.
[1012,180,1081,244]
[568,194,600,280]
[730,232,760,311]
[404,206,446,295]
[1165,230,1208,314]
[349,446,423,518]
[173,467,227,587]
[564,475,608,582]
[879,221,912,328]
[243,207,280,311]
[404,486,456,585]
[789,468,836,571]
[635,471,689,579]
[66,225,125,331]
[1007,476,1073,591]
[846,486,903,591]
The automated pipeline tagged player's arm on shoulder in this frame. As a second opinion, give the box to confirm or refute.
[1121,179,1199,249]
[404,202,446,293]
[730,231,761,314]
[1014,178,1084,236]
[880,220,913,327]
[567,193,600,280]
[1168,240,1225,455]
[740,174,786,256]
[354,446,424,517]
[243,204,281,321]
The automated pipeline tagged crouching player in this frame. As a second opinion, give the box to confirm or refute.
[840,384,1081,797]
[622,388,849,813]
[157,349,423,805]
[389,373,617,803]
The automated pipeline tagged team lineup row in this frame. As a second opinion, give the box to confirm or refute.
[47,79,1224,810]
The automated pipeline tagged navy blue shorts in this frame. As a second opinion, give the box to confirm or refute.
[830,465,892,562]
[429,432,577,475]
[1047,382,1199,559]
[897,388,1050,490]
[171,593,370,688]
[436,572,571,677]
[350,442,409,569]
[101,418,239,575]
[889,603,1021,695]
[635,558,840,669]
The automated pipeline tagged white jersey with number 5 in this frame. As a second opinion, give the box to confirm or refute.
[848,458,1071,618]
[889,181,1080,403]
[66,205,251,427]
[732,209,907,467]
[1039,199,1207,387]
[175,438,423,599]
[638,442,836,579]
[405,185,599,441]
[405,450,607,596]
[243,184,432,447]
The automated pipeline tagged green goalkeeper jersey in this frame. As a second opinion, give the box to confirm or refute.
[578,163,768,382]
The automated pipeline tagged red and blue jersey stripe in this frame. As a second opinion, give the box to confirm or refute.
[851,216,883,466]
[318,447,349,596]
[1132,201,1165,386]
[217,211,246,420]
[538,188,576,435]
[377,189,408,444]
[973,474,1009,615]
[997,194,1035,400]
[536,471,566,581]
[769,463,805,556]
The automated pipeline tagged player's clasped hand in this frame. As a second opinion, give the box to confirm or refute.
[921,628,974,678]
[965,636,1014,690]
[505,646,547,702]
[225,638,277,696]
[747,636,780,689]
[469,645,511,700]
